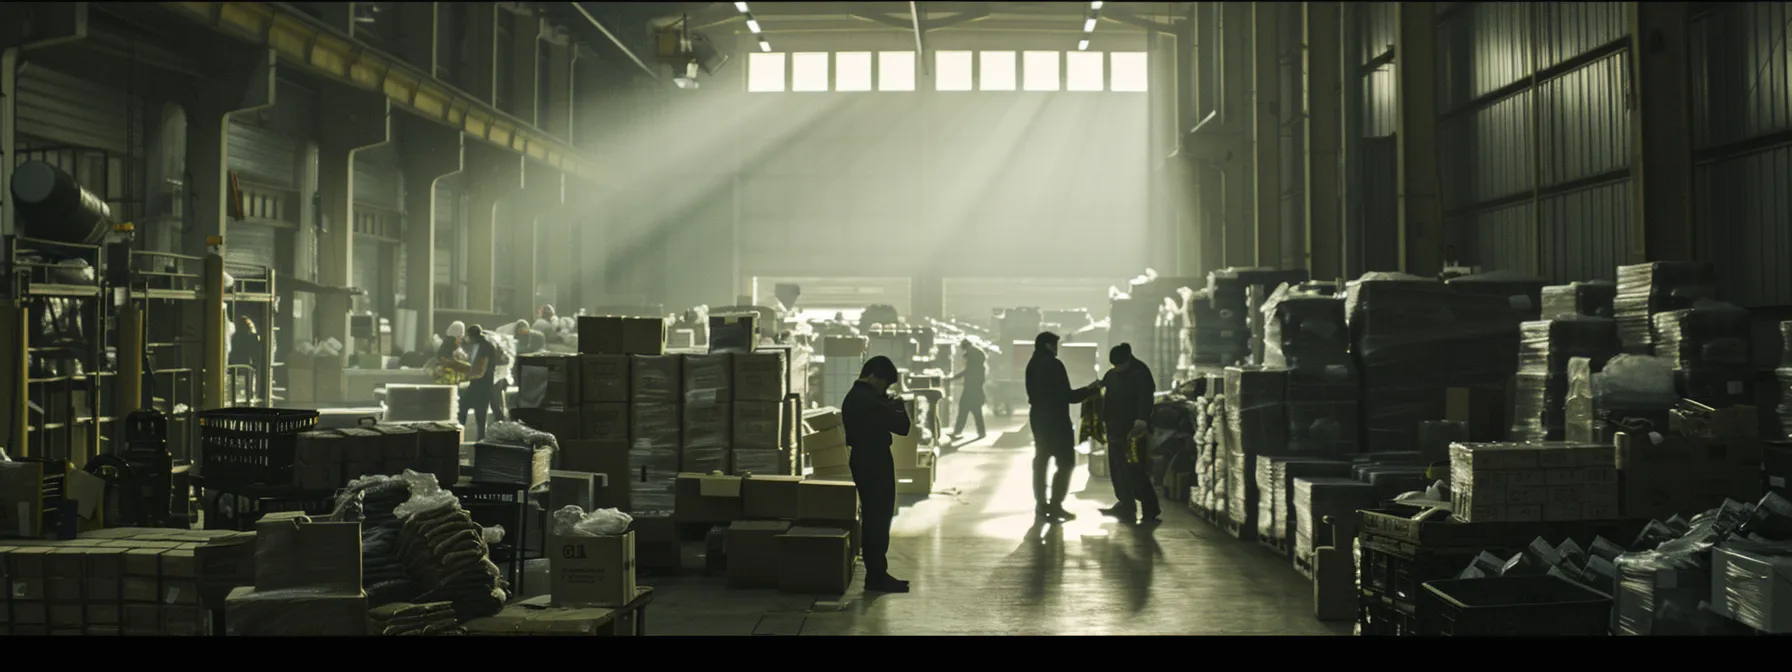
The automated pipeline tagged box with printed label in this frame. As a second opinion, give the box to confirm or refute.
[580,355,631,403]
[734,402,785,450]
[734,351,790,402]
[549,531,637,608]
[726,520,792,588]
[580,403,630,442]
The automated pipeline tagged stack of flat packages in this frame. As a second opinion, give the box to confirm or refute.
[1207,268,1311,366]
[1564,354,1678,445]
[1262,285,1360,456]
[383,384,459,423]
[1189,288,1242,367]
[1541,281,1617,320]
[367,601,462,636]
[1654,302,1753,408]
[512,353,582,439]
[681,352,733,474]
[1224,366,1287,538]
[1191,373,1227,517]
[224,513,369,637]
[628,353,683,513]
[1614,261,1717,354]
[733,348,799,475]
[1346,272,1539,452]
[1779,322,1792,438]
[1448,442,1620,523]
[1290,477,1377,569]
[1510,317,1621,442]
[1113,275,1209,382]
[1255,455,1352,548]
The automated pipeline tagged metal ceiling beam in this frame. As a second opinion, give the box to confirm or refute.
[568,2,659,80]
[909,2,926,75]
[1100,8,1177,32]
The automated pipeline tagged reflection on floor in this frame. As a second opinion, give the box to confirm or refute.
[639,417,1351,636]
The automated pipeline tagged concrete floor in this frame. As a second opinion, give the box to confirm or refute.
[626,417,1352,636]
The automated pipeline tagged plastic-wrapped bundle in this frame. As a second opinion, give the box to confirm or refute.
[1565,355,1676,445]
[1224,367,1288,538]
[680,400,731,473]
[1445,271,1549,320]
[1279,460,1354,545]
[1291,477,1378,566]
[1541,281,1617,320]
[1260,284,1352,372]
[1652,303,1751,367]
[1255,455,1280,540]
[1512,318,1621,441]
[1209,268,1311,365]
[1615,497,1762,635]
[1614,261,1717,354]
[1191,287,1250,366]
[1417,420,1468,461]
[1286,399,1359,454]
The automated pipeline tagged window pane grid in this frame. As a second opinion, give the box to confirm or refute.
[792,52,830,92]
[979,51,1017,91]
[878,51,916,91]
[936,51,973,91]
[751,50,1135,94]
[1023,51,1061,92]
[1066,51,1104,91]
[836,51,872,91]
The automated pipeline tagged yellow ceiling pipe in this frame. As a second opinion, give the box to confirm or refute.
[165,1,598,184]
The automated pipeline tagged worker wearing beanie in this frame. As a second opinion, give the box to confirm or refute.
[841,355,914,593]
[1099,343,1161,524]
[1025,332,1101,522]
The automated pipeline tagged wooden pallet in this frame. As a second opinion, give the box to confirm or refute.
[1257,534,1291,557]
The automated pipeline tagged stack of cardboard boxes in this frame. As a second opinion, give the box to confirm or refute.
[1448,442,1622,523]
[0,528,257,635]
[536,316,673,513]
[224,512,367,636]
[672,473,860,594]
[798,406,934,494]
[1616,404,1765,520]
[289,423,461,490]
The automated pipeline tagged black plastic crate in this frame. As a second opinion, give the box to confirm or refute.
[1360,542,1480,606]
[1359,508,1648,554]
[198,408,319,487]
[1359,594,1419,636]
[1420,576,1613,636]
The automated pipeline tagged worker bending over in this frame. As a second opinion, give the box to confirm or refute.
[1025,332,1100,523]
[1099,343,1160,525]
[843,355,913,593]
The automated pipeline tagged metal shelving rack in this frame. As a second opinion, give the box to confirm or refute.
[223,261,277,409]
[125,249,206,462]
[6,235,112,466]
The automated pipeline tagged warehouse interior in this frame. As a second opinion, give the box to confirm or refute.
[1,0,1789,637]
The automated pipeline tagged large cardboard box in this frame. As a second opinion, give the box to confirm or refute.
[742,475,803,520]
[1710,546,1792,633]
[580,403,630,443]
[224,586,368,636]
[709,313,760,354]
[891,430,923,469]
[1446,386,1510,442]
[549,531,637,608]
[0,460,48,538]
[802,426,847,454]
[1615,433,1763,520]
[798,480,859,520]
[777,527,853,595]
[803,408,843,432]
[734,402,784,450]
[560,440,632,510]
[512,408,580,441]
[734,351,789,402]
[629,355,683,403]
[579,355,630,404]
[683,353,734,403]
[252,513,363,592]
[675,473,743,523]
[629,404,681,452]
[808,445,852,472]
[1449,442,1620,523]
[895,453,936,495]
[579,316,667,356]
[515,354,582,411]
[725,520,791,588]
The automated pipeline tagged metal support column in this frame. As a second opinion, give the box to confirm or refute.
[1629,2,1695,263]
[316,83,391,402]
[399,118,465,352]
[116,297,145,414]
[510,9,543,126]
[1220,1,1255,268]
[467,143,525,314]
[471,2,501,103]
[177,47,277,256]
[0,299,26,455]
[1339,2,1365,279]
[1304,2,1343,280]
[1394,2,1443,276]
[202,252,227,410]
[1251,3,1282,269]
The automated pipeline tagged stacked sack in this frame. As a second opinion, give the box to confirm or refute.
[1615,261,1716,354]
[1653,301,1753,408]
[1564,354,1679,445]
[1261,283,1358,455]
[1510,317,1621,442]
[366,602,462,636]
[1191,373,1228,519]
[327,471,509,622]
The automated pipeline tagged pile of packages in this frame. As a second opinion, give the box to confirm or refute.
[1565,354,1679,445]
[1207,268,1311,365]
[1254,456,1351,549]
[1653,301,1753,408]
[1614,262,1715,354]
[1541,280,1617,320]
[1612,492,1792,635]
[1779,322,1792,439]
[1262,284,1360,455]
[328,470,509,622]
[1510,317,1621,442]
[1191,378,1228,518]
[367,602,462,636]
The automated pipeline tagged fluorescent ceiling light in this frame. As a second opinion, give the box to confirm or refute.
[747,19,762,33]
[1084,18,1097,32]
[735,2,749,12]
[1078,39,1090,51]
[1091,1,1104,9]
[759,40,772,52]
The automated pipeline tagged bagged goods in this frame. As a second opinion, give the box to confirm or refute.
[1541,281,1617,320]
[1564,355,1676,445]
[1260,285,1352,373]
[1225,367,1288,538]
[1614,261,1717,354]
[1511,318,1621,442]
[1206,268,1311,366]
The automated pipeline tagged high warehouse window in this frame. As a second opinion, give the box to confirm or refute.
[935,51,972,91]
[1023,51,1061,91]
[1110,52,1149,92]
[1066,51,1104,91]
[979,51,1017,91]
[878,51,916,91]
[747,52,786,92]
[835,52,872,91]
[792,52,830,92]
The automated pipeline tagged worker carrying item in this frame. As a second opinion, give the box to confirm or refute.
[1098,343,1161,525]
[1025,332,1101,523]
[431,322,472,385]
[842,355,914,594]
[458,324,500,439]
[948,346,989,442]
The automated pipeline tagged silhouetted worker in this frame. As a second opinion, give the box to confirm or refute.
[843,355,913,593]
[1099,343,1161,524]
[948,346,989,442]
[229,315,262,402]
[458,325,499,439]
[1025,332,1100,522]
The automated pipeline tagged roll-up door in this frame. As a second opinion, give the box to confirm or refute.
[15,63,135,154]
[750,276,912,319]
[353,148,403,212]
[224,78,315,273]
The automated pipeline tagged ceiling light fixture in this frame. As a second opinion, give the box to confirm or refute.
[747,19,762,33]
[1090,1,1104,9]
[1078,39,1090,51]
[735,2,749,12]
[1084,18,1097,32]
[759,39,772,52]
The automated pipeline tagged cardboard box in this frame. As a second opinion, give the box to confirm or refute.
[1616,433,1763,520]
[778,527,853,595]
[629,403,681,451]
[224,586,368,636]
[580,403,630,442]
[726,520,791,588]
[683,353,733,403]
[549,532,637,608]
[579,316,668,356]
[629,355,683,403]
[675,473,743,523]
[798,480,859,520]
[463,595,628,635]
[513,408,581,441]
[734,402,784,450]
[743,475,803,520]
[808,445,852,471]
[734,351,789,402]
[891,430,922,468]
[895,454,935,495]
[560,440,633,510]
[803,408,843,433]
[1446,387,1509,441]
[1670,404,1759,439]
[709,313,760,354]
[122,604,160,635]
[802,426,847,453]
[252,513,363,593]
[0,461,48,538]
[580,355,631,404]
[515,354,582,411]
[1710,545,1792,633]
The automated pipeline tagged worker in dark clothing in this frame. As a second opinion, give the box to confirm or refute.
[1099,343,1161,525]
[1025,332,1101,522]
[842,355,913,594]
[948,346,989,442]
[229,315,262,403]
[458,325,499,440]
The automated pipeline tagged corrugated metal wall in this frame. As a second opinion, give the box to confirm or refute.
[1692,3,1792,306]
[353,146,403,212]
[1434,2,1631,281]
[433,180,464,308]
[14,63,137,155]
